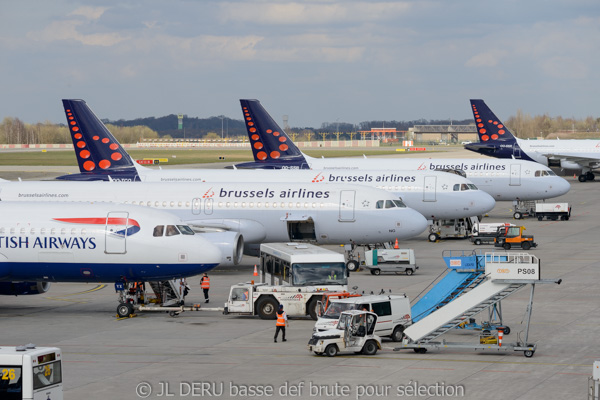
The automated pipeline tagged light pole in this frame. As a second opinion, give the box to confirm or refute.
[220,116,224,140]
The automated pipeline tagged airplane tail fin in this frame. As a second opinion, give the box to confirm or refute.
[236,99,309,169]
[60,99,140,180]
[470,99,517,143]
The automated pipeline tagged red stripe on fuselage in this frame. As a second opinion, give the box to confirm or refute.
[52,217,140,227]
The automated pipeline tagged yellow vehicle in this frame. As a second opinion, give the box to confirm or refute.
[494,226,537,251]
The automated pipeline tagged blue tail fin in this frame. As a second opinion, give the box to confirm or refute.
[58,99,140,181]
[235,99,309,169]
[465,99,519,159]
[470,99,517,143]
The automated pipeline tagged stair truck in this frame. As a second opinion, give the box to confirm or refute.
[224,243,348,320]
[362,248,418,275]
[396,252,561,357]
[428,216,480,242]
[308,310,382,357]
[0,345,63,400]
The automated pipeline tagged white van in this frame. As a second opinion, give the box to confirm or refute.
[314,294,411,342]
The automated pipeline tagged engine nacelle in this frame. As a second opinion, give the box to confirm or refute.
[200,231,244,266]
[0,281,51,296]
[560,160,582,170]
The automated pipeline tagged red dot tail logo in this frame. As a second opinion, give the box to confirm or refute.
[417,163,427,170]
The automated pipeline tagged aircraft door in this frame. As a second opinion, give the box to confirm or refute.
[204,198,213,215]
[423,176,437,202]
[510,164,521,186]
[513,144,521,158]
[192,198,202,215]
[339,190,356,222]
[105,212,129,254]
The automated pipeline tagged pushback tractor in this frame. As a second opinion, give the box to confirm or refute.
[224,243,349,320]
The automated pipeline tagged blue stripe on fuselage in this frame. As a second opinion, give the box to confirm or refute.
[1,262,219,282]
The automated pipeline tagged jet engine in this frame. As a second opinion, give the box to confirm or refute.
[0,281,51,296]
[200,231,244,266]
[560,160,582,170]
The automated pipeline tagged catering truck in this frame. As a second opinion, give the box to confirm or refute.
[223,243,348,320]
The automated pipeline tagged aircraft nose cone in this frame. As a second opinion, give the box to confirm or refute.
[401,208,429,238]
[474,191,496,214]
[553,177,571,196]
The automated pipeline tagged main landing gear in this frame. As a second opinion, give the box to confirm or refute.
[578,172,595,182]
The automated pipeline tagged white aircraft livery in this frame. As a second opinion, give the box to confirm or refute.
[57,99,493,220]
[466,99,600,183]
[0,181,429,256]
[234,99,571,201]
[0,202,223,298]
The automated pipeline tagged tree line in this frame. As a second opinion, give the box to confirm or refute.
[1,112,598,144]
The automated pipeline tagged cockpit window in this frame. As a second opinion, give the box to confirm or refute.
[153,225,164,237]
[177,225,195,235]
[165,225,180,236]
[385,200,395,208]
[393,199,406,208]
[454,183,477,191]
[376,200,384,209]
[535,170,556,177]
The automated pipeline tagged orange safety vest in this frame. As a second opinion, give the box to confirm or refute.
[201,277,210,289]
[276,311,286,327]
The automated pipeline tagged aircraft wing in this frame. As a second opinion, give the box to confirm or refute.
[542,152,600,168]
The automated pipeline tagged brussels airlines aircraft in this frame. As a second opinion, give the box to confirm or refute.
[234,99,570,201]
[0,180,428,256]
[0,202,222,299]
[57,99,494,220]
[466,99,600,183]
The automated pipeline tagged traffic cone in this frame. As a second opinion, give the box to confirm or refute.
[498,328,504,347]
[394,238,399,249]
[253,265,258,276]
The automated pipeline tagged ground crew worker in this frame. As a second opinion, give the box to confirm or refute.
[200,273,210,303]
[274,304,288,343]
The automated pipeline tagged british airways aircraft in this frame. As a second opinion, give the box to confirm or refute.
[57,99,494,220]
[0,180,428,256]
[234,99,570,201]
[0,202,222,295]
[466,99,600,183]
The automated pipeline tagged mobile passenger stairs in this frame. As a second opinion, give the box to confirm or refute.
[411,250,504,332]
[396,251,561,357]
[115,279,221,318]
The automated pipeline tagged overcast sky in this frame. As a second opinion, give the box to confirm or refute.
[1,0,598,128]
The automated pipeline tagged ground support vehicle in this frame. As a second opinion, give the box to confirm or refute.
[0,345,63,399]
[470,223,514,245]
[308,311,382,357]
[223,243,348,320]
[494,226,537,250]
[411,250,509,334]
[314,294,411,341]
[115,278,198,318]
[428,217,479,242]
[363,249,417,275]
[512,201,571,221]
[533,203,571,221]
[395,252,561,357]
